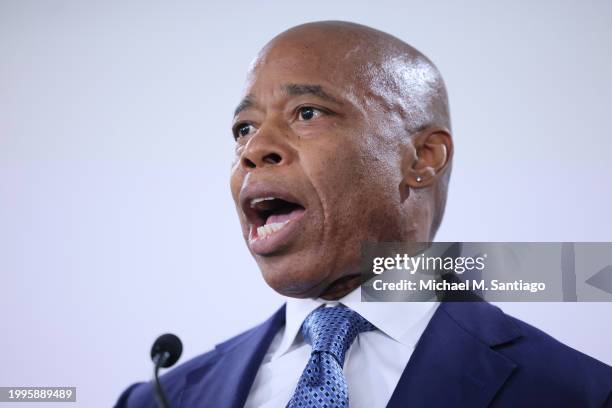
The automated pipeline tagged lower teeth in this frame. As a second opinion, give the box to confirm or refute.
[257,221,289,239]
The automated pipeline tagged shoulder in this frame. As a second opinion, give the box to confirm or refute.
[443,301,612,406]
[114,345,218,408]
[114,306,285,408]
[501,312,612,387]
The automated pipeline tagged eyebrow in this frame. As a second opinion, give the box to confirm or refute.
[233,84,342,118]
[233,95,255,117]
[283,83,342,105]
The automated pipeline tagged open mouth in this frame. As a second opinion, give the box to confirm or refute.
[246,196,306,240]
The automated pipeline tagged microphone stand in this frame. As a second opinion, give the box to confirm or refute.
[152,351,171,408]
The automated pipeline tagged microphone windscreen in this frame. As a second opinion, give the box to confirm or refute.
[150,333,183,368]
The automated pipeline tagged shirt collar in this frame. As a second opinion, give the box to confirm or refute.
[274,287,439,360]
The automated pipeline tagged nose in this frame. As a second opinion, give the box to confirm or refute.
[241,125,292,170]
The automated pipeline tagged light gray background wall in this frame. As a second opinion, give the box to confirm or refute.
[1,1,611,407]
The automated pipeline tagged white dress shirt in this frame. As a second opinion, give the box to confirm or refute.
[244,288,439,408]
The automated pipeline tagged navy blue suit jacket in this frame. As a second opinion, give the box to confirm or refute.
[116,301,612,407]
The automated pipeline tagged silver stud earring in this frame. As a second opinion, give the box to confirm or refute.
[416,176,423,183]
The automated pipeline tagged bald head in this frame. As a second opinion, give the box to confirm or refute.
[252,21,451,134]
[231,21,453,298]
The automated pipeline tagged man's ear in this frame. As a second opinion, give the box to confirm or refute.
[403,127,453,188]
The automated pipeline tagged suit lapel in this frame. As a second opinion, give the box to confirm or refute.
[387,302,521,408]
[179,305,285,408]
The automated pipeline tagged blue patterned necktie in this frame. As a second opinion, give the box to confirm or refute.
[287,306,376,408]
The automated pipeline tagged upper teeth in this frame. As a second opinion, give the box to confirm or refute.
[250,197,276,207]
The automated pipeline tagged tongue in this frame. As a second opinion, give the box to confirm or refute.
[266,207,304,225]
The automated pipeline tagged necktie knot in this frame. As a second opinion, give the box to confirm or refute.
[301,306,375,366]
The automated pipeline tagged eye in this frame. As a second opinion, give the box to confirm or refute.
[234,123,255,140]
[297,106,322,121]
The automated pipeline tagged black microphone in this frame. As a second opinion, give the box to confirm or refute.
[150,333,183,408]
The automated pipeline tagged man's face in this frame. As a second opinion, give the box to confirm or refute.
[229,39,412,298]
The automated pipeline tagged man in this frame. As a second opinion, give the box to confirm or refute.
[116,21,612,407]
